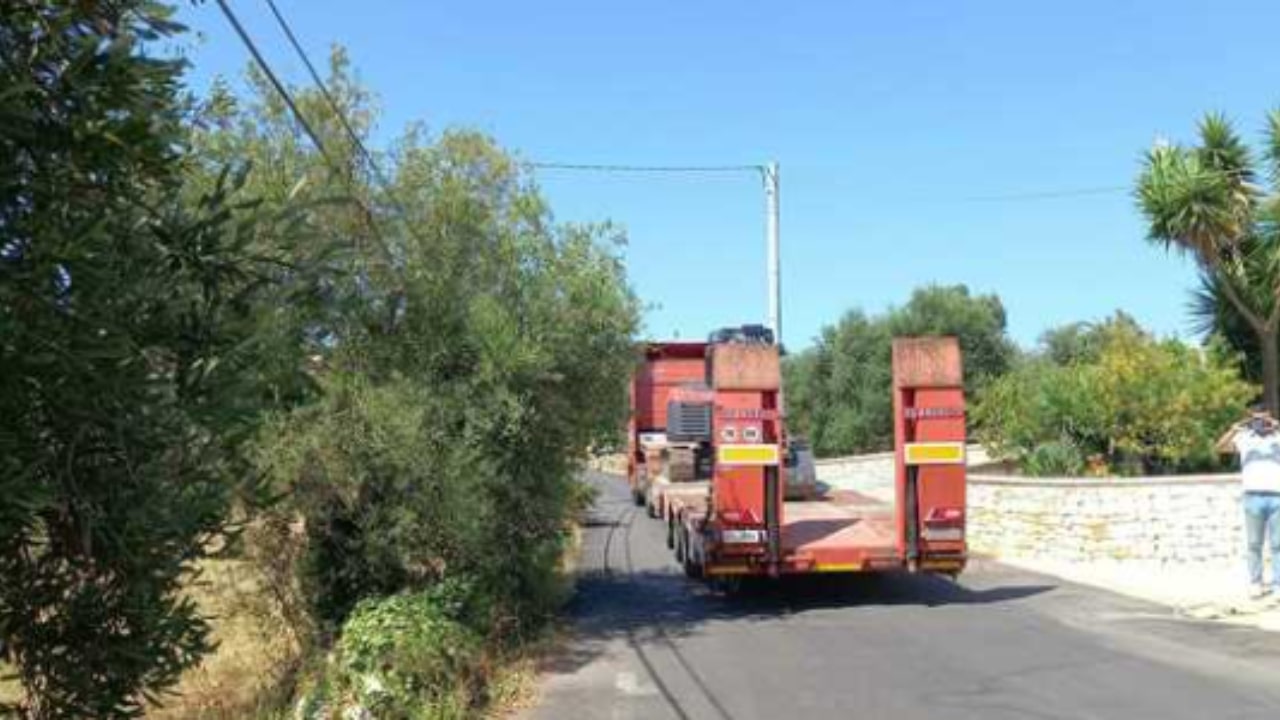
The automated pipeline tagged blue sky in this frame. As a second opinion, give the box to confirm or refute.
[178,1,1280,349]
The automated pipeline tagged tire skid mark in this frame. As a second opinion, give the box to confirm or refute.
[619,492,735,720]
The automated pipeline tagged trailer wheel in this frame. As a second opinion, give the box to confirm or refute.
[681,528,703,579]
[711,575,740,594]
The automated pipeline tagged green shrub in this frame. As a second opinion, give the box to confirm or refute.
[1022,441,1086,477]
[785,285,1016,456]
[1,3,328,715]
[975,316,1254,476]
[333,593,483,719]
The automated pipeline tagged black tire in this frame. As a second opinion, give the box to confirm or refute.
[682,529,703,579]
[711,575,740,593]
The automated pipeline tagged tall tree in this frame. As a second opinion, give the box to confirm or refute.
[1137,112,1280,411]
[1,2,323,715]
[784,284,1014,456]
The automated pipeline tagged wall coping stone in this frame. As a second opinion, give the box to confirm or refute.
[814,450,896,465]
[814,444,986,467]
[968,472,1241,488]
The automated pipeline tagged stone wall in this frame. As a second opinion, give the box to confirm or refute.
[815,446,989,503]
[815,449,1246,568]
[967,473,1245,565]
[814,451,896,486]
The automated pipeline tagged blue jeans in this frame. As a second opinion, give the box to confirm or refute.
[1244,491,1280,588]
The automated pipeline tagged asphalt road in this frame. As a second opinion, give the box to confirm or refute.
[526,472,1280,720]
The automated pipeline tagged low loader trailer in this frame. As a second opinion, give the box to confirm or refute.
[628,327,968,581]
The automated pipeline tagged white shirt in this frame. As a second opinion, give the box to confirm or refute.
[1234,429,1280,493]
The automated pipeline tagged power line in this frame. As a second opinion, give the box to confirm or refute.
[956,185,1130,202]
[956,165,1258,203]
[214,0,336,170]
[214,0,398,267]
[261,0,419,229]
[527,162,763,174]
[527,162,1262,205]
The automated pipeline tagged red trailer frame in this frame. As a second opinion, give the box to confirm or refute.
[626,341,710,506]
[641,334,967,580]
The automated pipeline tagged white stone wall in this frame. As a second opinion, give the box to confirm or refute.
[814,451,896,487]
[815,446,989,503]
[967,473,1245,565]
[815,449,1247,569]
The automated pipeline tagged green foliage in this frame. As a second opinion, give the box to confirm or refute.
[1022,441,1086,477]
[1037,312,1143,366]
[975,316,1254,476]
[1188,241,1280,387]
[328,592,484,719]
[3,5,631,715]
[217,48,638,672]
[1136,111,1280,412]
[1,3,327,716]
[784,285,1015,456]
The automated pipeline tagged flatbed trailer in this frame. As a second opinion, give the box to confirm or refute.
[632,329,969,582]
[659,482,901,575]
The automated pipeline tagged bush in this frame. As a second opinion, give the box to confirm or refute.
[1,4,326,715]
[975,316,1254,476]
[785,285,1015,456]
[1022,441,1086,477]
[290,590,489,719]
[330,592,484,719]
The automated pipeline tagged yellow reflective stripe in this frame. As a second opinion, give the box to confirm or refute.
[705,564,753,576]
[812,563,862,573]
[717,444,780,466]
[904,442,965,465]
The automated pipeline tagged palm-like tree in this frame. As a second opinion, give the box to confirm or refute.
[1187,242,1278,386]
[1137,111,1280,411]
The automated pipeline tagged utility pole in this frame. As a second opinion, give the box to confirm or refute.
[525,159,782,345]
[763,161,781,346]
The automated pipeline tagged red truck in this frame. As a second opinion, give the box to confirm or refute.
[627,327,967,580]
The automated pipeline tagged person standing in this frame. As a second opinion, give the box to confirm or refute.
[1217,404,1280,600]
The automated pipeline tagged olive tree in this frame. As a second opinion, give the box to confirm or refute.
[1,2,324,715]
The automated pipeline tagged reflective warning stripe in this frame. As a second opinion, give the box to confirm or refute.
[904,442,966,465]
[717,444,780,466]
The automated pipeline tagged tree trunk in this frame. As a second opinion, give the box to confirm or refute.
[1260,327,1280,415]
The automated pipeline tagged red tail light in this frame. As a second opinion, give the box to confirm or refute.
[925,507,964,525]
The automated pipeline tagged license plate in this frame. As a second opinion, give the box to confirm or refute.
[721,529,765,544]
[922,527,964,542]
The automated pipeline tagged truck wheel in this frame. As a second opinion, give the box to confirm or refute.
[711,576,740,593]
[681,529,703,579]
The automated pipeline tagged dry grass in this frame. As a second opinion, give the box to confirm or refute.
[0,663,19,711]
[586,452,627,475]
[0,559,298,718]
[1,517,584,719]
[147,558,300,719]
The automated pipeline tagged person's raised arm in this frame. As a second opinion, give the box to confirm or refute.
[1216,419,1247,455]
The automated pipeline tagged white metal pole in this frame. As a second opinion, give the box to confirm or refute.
[764,161,781,346]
